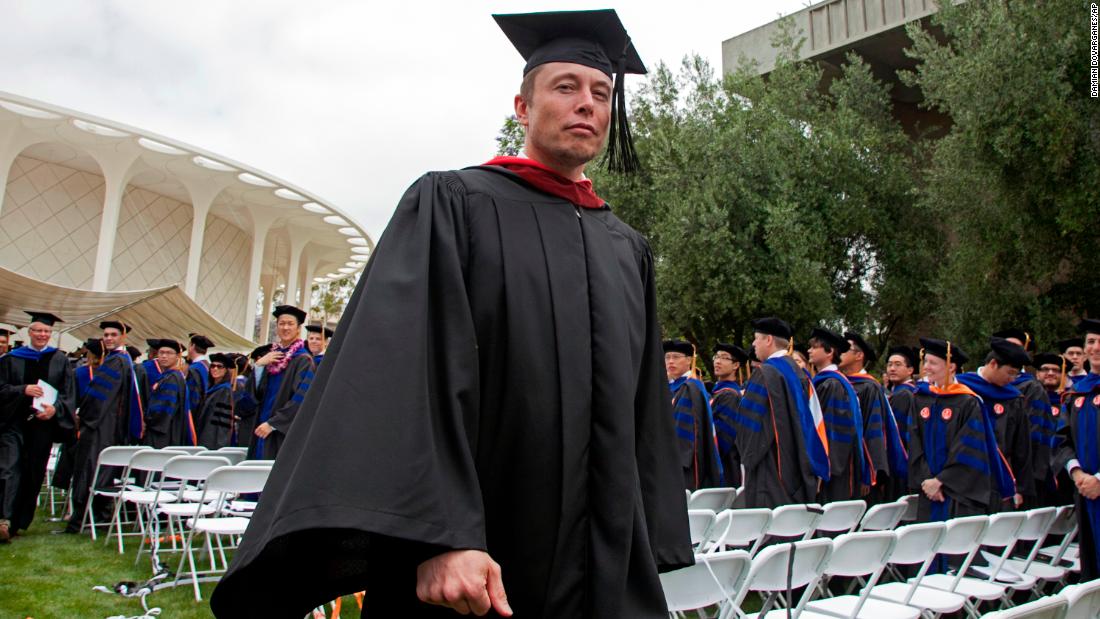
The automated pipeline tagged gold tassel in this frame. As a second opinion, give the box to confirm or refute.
[946,341,954,386]
[1058,356,1067,395]
[690,341,700,380]
[787,337,795,355]
[1024,332,1032,351]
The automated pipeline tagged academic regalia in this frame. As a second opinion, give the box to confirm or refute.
[1011,372,1056,506]
[710,380,742,488]
[814,370,868,502]
[246,342,313,461]
[733,354,829,508]
[1053,372,1100,578]
[668,374,722,490]
[186,360,210,420]
[0,345,76,531]
[144,368,193,448]
[196,377,257,449]
[66,348,141,531]
[888,383,917,496]
[849,374,909,502]
[136,356,164,413]
[210,161,693,617]
[956,372,1032,506]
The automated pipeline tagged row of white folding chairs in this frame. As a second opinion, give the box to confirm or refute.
[663,518,1099,619]
[667,507,1084,619]
[981,581,1100,619]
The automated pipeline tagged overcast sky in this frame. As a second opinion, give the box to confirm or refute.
[0,0,807,241]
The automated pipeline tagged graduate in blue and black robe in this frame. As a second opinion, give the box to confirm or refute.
[144,339,194,448]
[885,345,919,449]
[52,338,103,494]
[709,342,748,488]
[197,354,258,449]
[1053,319,1100,579]
[909,338,1013,523]
[134,339,165,414]
[246,305,315,460]
[664,339,722,490]
[809,328,869,502]
[305,325,333,369]
[186,334,214,419]
[733,318,829,509]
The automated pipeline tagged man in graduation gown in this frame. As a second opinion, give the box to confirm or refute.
[133,339,160,414]
[1060,337,1089,387]
[956,337,1033,510]
[186,334,214,417]
[0,328,11,355]
[664,339,722,490]
[65,320,142,533]
[305,325,333,368]
[809,328,869,502]
[52,338,102,495]
[710,342,748,488]
[1053,319,1100,579]
[246,305,315,461]
[733,317,829,509]
[0,312,76,539]
[996,329,1057,508]
[144,340,194,448]
[211,11,691,617]
[909,339,1013,522]
[885,345,918,446]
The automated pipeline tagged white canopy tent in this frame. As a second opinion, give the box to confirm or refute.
[0,266,256,352]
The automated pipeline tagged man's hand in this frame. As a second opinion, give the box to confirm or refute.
[416,550,513,617]
[1073,469,1100,500]
[255,351,284,367]
[254,422,274,438]
[921,477,944,501]
[34,403,56,421]
[23,384,44,398]
[1013,493,1024,508]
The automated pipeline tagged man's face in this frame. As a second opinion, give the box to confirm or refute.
[712,352,737,380]
[886,354,914,384]
[28,322,52,349]
[102,328,123,350]
[1037,364,1062,389]
[307,332,325,355]
[275,317,300,344]
[156,347,179,369]
[1065,346,1085,370]
[807,341,832,370]
[1086,334,1100,370]
[516,62,612,173]
[983,359,1019,387]
[924,355,948,384]
[0,334,8,352]
[839,344,863,372]
[752,332,773,361]
[665,352,691,380]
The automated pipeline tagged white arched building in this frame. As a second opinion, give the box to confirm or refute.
[0,92,373,346]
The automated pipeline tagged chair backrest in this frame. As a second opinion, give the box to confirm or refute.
[856,501,906,531]
[688,509,716,546]
[164,445,208,454]
[982,595,1067,619]
[1046,505,1077,536]
[899,494,919,522]
[198,450,246,465]
[203,465,271,497]
[889,522,947,565]
[823,530,896,577]
[660,551,751,612]
[688,488,736,512]
[936,515,989,555]
[816,500,868,534]
[700,509,733,553]
[96,445,151,467]
[981,511,1028,547]
[162,455,232,483]
[767,504,823,539]
[126,448,188,473]
[1017,507,1058,542]
[736,538,833,616]
[215,446,248,453]
[1061,579,1100,619]
[236,459,275,468]
[719,508,771,549]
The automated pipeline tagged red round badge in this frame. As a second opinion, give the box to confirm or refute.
[1052,406,1060,417]
[941,408,953,421]
[919,407,931,419]
[1077,397,1087,409]
[993,403,1005,415]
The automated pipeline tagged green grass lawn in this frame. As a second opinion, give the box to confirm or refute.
[0,503,363,619]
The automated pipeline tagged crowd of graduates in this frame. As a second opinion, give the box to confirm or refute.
[665,317,1100,577]
[0,304,335,543]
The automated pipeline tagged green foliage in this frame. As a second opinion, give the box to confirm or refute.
[495,114,525,156]
[312,275,358,324]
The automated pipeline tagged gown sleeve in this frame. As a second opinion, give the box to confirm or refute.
[266,355,315,433]
[52,353,78,435]
[734,370,776,472]
[938,399,995,507]
[78,356,125,432]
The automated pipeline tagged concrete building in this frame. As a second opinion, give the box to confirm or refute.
[0,92,373,347]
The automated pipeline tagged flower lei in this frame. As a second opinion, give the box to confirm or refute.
[268,339,305,375]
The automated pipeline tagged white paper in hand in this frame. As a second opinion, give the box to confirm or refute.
[32,379,58,412]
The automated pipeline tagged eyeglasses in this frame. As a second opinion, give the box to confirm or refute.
[1037,367,1061,373]
[712,354,734,361]
[664,353,687,361]
[210,363,226,369]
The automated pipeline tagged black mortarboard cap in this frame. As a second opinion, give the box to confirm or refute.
[0,328,12,337]
[662,339,695,357]
[1057,337,1084,353]
[494,9,646,174]
[25,311,62,326]
[230,353,249,373]
[272,305,307,324]
[125,345,142,360]
[751,317,792,340]
[844,331,877,365]
[887,345,918,369]
[208,352,231,366]
[1078,319,1100,336]
[145,338,162,350]
[919,337,969,365]
[1032,352,1064,368]
[305,325,335,339]
[190,334,215,350]
[989,336,1031,368]
[83,338,103,356]
[992,328,1034,351]
[713,342,748,363]
[157,339,184,353]
[99,320,131,333]
[809,328,849,353]
[250,344,272,361]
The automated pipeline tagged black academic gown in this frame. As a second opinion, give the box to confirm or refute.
[732,357,820,508]
[0,348,76,531]
[909,388,997,520]
[815,373,862,502]
[1052,375,1100,579]
[245,350,313,460]
[210,168,692,618]
[710,382,742,488]
[888,383,917,498]
[985,392,1034,503]
[1014,375,1056,507]
[850,374,891,500]
[144,369,191,448]
[669,376,722,490]
[196,378,257,450]
[186,360,209,420]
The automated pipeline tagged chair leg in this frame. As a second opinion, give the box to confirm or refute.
[189,531,203,602]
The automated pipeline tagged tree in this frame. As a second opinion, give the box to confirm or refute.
[311,275,358,327]
[495,114,525,156]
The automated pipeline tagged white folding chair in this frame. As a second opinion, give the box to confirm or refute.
[868,522,970,616]
[689,487,737,512]
[236,459,276,468]
[164,445,208,454]
[175,465,271,601]
[731,538,834,619]
[904,515,1001,618]
[1059,578,1100,619]
[1037,506,1079,574]
[198,449,246,465]
[79,445,151,540]
[688,509,717,547]
[980,595,1067,619]
[140,455,232,569]
[765,504,824,543]
[660,551,751,618]
[215,446,248,454]
[856,501,907,532]
[803,530,918,619]
[107,448,188,554]
[898,494,919,522]
[716,508,772,555]
[700,509,734,554]
[815,500,868,536]
[968,512,1036,591]
[990,507,1064,594]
